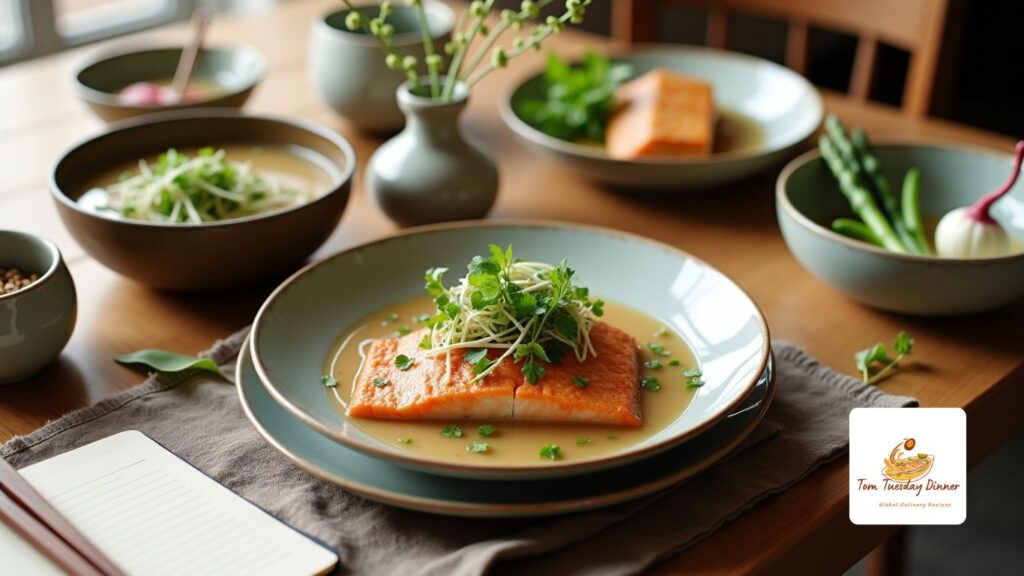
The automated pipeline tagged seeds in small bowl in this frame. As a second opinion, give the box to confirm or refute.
[1,267,40,295]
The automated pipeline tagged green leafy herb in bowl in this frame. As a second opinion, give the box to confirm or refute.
[515,51,631,143]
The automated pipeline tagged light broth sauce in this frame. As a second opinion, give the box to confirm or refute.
[324,296,699,466]
[77,145,336,218]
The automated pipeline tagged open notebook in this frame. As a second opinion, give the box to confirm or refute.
[1,431,338,576]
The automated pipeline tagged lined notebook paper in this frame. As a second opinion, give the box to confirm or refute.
[3,431,337,576]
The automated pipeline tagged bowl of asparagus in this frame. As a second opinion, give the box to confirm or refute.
[776,116,1024,315]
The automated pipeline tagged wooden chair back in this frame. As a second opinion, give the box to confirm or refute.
[611,0,948,116]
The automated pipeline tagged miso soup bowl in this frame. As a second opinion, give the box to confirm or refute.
[0,231,77,384]
[50,110,356,292]
[777,142,1024,315]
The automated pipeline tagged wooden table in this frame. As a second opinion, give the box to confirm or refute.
[1,1,1021,573]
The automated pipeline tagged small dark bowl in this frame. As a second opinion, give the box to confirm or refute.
[50,110,355,292]
[75,46,266,123]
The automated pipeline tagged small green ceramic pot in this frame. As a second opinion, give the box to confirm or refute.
[0,231,77,384]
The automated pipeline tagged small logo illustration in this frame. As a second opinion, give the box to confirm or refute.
[881,437,934,483]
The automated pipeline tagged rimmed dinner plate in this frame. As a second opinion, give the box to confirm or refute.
[238,337,775,517]
[500,46,823,190]
[250,221,770,480]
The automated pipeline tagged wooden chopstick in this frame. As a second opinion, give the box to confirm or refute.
[0,457,127,576]
[0,489,104,576]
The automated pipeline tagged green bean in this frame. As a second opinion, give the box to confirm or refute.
[832,218,884,247]
[900,168,931,254]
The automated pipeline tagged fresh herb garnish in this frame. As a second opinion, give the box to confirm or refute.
[413,313,431,324]
[668,359,680,366]
[683,367,702,378]
[855,331,914,385]
[572,375,589,388]
[440,425,463,438]
[321,375,338,388]
[576,438,592,446]
[686,378,705,388]
[516,51,632,142]
[383,312,399,324]
[477,424,496,437]
[418,245,602,385]
[643,360,663,369]
[394,354,414,371]
[397,325,411,336]
[640,375,661,391]
[372,377,390,388]
[539,443,562,461]
[684,368,704,388]
[418,334,432,349]
[466,441,489,454]
[646,343,670,356]
[397,437,412,444]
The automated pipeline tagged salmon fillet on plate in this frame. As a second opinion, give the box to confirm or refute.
[348,323,642,426]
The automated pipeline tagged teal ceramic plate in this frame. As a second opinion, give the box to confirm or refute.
[500,46,823,191]
[239,337,774,517]
[250,222,770,480]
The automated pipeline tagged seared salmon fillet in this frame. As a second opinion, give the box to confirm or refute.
[347,330,519,419]
[513,322,641,426]
[348,324,641,426]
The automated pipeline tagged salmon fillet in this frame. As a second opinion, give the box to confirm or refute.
[348,324,642,426]
[606,69,715,159]
[347,332,519,420]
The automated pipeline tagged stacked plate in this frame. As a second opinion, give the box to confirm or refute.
[239,222,773,517]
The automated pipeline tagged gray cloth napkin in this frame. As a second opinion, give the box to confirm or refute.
[2,330,915,576]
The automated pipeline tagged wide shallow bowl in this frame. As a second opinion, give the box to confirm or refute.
[777,142,1024,315]
[500,46,822,191]
[310,1,454,133]
[240,337,774,517]
[251,221,771,480]
[50,110,355,292]
[0,231,77,384]
[75,45,267,123]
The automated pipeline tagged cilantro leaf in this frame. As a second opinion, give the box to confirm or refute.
[372,377,390,387]
[440,425,463,438]
[394,354,414,371]
[646,343,670,356]
[466,441,489,453]
[477,424,496,437]
[855,332,915,385]
[641,376,661,391]
[522,360,546,384]
[643,360,663,369]
[539,443,562,460]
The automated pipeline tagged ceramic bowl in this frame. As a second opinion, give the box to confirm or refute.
[250,221,770,480]
[0,231,77,384]
[777,142,1024,315]
[501,46,822,191]
[309,1,454,133]
[50,110,356,292]
[75,45,266,123]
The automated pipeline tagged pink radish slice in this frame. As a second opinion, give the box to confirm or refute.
[118,82,163,105]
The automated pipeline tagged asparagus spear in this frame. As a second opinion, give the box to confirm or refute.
[832,218,884,247]
[901,168,931,253]
[849,125,928,253]
[818,136,907,253]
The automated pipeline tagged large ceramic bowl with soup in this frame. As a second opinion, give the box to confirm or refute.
[50,110,355,292]
[501,46,822,191]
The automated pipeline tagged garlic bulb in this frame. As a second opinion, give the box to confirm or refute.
[934,140,1023,259]
[934,207,1010,258]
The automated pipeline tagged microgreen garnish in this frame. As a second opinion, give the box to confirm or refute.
[394,354,414,371]
[684,368,704,388]
[477,424,496,437]
[654,326,669,337]
[321,375,338,388]
[641,376,661,391]
[683,368,702,378]
[467,441,489,454]
[540,443,562,460]
[646,343,670,356]
[576,438,592,446]
[686,378,705,389]
[397,325,411,336]
[668,359,680,366]
[417,245,602,386]
[372,378,390,388]
[855,331,914,385]
[440,425,463,438]
[572,375,589,389]
[397,437,412,444]
[643,360,663,369]
[418,334,432,349]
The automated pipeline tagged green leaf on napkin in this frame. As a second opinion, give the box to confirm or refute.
[114,349,230,382]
